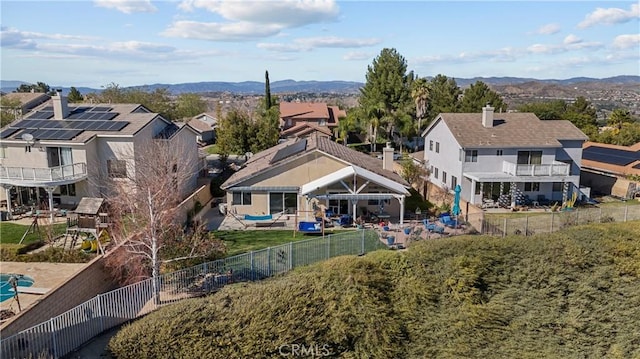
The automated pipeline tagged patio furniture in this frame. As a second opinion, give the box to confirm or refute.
[440,215,460,228]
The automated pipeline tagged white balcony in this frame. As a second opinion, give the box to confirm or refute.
[502,161,570,177]
[0,163,87,187]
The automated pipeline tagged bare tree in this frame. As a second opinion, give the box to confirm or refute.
[99,135,223,300]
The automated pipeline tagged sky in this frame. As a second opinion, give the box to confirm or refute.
[1,0,639,88]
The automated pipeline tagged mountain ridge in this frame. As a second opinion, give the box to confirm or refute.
[1,76,638,95]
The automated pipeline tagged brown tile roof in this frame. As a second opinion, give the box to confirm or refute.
[187,118,215,133]
[222,135,408,189]
[281,122,332,137]
[431,112,588,148]
[280,102,329,120]
[582,141,640,176]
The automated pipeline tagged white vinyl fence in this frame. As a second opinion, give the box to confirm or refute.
[0,230,385,359]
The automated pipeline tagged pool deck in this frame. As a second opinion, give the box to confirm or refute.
[0,262,87,314]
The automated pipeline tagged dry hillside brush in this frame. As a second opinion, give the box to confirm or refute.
[109,222,640,359]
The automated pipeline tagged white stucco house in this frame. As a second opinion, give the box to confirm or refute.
[0,93,200,220]
[422,106,589,208]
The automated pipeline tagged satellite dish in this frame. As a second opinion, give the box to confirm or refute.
[21,133,34,142]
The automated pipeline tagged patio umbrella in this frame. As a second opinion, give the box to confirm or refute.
[452,184,461,216]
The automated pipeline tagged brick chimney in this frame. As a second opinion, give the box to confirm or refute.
[52,90,69,120]
[482,104,494,128]
[382,142,394,170]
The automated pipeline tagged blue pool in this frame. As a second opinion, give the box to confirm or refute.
[0,274,35,303]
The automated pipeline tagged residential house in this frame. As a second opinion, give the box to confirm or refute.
[221,135,411,224]
[580,141,640,199]
[279,102,346,139]
[0,93,200,219]
[1,92,51,119]
[188,112,217,145]
[422,106,589,209]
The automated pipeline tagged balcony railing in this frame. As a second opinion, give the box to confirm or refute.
[502,161,570,177]
[0,163,87,183]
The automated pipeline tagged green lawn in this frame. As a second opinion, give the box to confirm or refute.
[0,222,67,244]
[213,229,353,257]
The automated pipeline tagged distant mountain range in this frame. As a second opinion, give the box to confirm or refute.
[1,76,638,95]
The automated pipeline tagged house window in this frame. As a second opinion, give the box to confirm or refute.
[452,176,458,189]
[496,150,503,156]
[435,142,440,153]
[107,159,127,178]
[429,140,433,151]
[434,167,439,179]
[517,151,542,165]
[475,182,481,195]
[25,146,32,153]
[269,192,297,214]
[60,183,76,196]
[47,147,73,167]
[524,182,540,192]
[442,171,447,185]
[232,191,252,205]
[552,182,563,192]
[465,150,478,162]
[319,119,326,126]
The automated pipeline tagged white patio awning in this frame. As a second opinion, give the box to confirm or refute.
[464,172,572,183]
[311,193,398,201]
[300,165,409,196]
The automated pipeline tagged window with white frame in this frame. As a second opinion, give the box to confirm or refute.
[232,191,252,205]
[269,192,297,214]
[107,159,127,178]
[442,171,447,185]
[435,142,440,153]
[524,182,540,192]
[60,183,76,196]
[465,150,478,162]
[434,167,439,179]
[451,176,458,189]
[429,140,433,151]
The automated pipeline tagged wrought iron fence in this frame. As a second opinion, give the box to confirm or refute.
[0,230,385,359]
[480,205,640,237]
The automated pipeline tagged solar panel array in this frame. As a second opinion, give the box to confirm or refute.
[270,139,307,164]
[582,146,640,166]
[3,105,129,141]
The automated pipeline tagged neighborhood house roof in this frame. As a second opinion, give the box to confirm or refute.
[425,112,588,148]
[581,141,640,176]
[222,135,408,190]
[280,102,329,120]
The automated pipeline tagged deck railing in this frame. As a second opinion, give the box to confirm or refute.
[502,161,569,177]
[0,163,87,183]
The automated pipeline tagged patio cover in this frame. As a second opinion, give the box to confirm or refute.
[464,172,571,183]
[300,165,409,196]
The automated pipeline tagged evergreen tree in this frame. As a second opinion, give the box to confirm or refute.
[67,87,84,102]
[460,81,506,113]
[359,48,415,141]
[426,75,461,121]
[265,71,272,110]
[606,108,633,130]
[16,81,54,95]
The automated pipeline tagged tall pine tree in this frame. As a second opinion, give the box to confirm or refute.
[265,70,272,110]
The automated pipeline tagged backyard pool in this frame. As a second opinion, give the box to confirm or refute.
[0,274,34,302]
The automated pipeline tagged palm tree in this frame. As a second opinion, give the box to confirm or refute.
[411,78,429,133]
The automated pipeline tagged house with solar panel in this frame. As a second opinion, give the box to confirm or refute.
[580,141,640,199]
[221,135,411,225]
[421,105,589,210]
[0,92,200,218]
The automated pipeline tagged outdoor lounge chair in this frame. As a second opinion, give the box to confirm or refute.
[439,215,460,228]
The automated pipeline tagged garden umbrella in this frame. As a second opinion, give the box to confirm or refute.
[452,184,461,216]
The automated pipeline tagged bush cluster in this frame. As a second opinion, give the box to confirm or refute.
[109,222,640,359]
[0,245,94,263]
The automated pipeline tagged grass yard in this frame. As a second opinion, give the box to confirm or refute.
[214,229,352,257]
[0,222,67,244]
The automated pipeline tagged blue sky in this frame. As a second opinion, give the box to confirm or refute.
[1,1,638,88]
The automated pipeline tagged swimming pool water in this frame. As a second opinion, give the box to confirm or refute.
[0,274,35,303]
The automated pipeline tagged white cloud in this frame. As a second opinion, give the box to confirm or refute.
[1,27,96,50]
[258,36,380,52]
[612,34,640,49]
[563,34,581,45]
[343,51,374,61]
[162,20,282,41]
[94,0,157,14]
[178,0,339,27]
[168,0,340,41]
[578,3,639,28]
[535,23,560,35]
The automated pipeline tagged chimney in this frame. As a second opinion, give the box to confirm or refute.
[482,104,494,128]
[52,90,69,120]
[382,142,394,170]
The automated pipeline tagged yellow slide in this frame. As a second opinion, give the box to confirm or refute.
[81,240,91,250]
